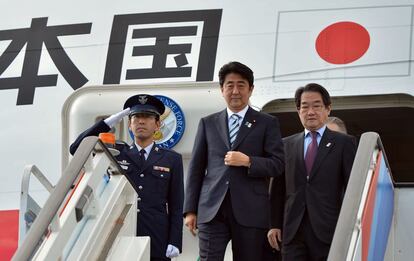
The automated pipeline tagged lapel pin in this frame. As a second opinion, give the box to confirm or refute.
[326,142,332,147]
[129,145,134,149]
[245,121,252,128]
[155,147,159,152]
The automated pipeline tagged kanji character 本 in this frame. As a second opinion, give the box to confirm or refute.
[0,17,92,105]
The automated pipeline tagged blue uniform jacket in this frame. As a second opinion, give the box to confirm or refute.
[70,120,184,259]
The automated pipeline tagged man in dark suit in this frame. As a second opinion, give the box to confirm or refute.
[184,62,285,260]
[268,83,357,260]
[70,94,184,261]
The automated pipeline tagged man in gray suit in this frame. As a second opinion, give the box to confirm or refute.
[184,62,285,260]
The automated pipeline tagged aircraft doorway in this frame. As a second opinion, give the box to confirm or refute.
[262,94,414,184]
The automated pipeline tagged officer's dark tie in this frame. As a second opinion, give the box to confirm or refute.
[229,114,241,146]
[139,149,146,168]
[305,131,318,175]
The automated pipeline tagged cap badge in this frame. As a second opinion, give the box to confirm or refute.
[138,95,148,104]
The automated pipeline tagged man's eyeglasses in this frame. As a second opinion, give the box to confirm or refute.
[298,104,325,112]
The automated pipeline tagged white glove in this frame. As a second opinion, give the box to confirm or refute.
[165,244,180,258]
[104,108,130,128]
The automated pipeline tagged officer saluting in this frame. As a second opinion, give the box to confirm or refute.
[70,94,184,261]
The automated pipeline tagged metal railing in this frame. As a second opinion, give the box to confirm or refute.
[328,132,393,261]
[12,136,124,261]
[20,165,55,244]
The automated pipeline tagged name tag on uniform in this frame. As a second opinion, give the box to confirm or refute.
[153,165,170,172]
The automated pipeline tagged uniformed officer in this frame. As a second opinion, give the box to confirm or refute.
[70,94,184,261]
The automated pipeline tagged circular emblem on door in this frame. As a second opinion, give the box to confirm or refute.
[154,95,185,149]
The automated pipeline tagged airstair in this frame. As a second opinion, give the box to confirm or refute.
[12,136,150,261]
[328,132,414,261]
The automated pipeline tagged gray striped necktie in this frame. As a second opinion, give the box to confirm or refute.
[229,114,241,146]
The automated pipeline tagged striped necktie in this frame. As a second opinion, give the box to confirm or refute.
[229,114,241,146]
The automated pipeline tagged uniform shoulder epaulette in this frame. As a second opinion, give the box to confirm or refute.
[115,140,129,150]
[156,146,180,155]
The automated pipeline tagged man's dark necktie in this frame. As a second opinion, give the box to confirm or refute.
[139,149,146,168]
[229,114,241,146]
[305,131,318,175]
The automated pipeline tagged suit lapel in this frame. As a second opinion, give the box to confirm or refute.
[141,144,164,172]
[232,107,256,149]
[309,128,334,178]
[125,144,142,168]
[214,109,231,150]
[294,132,307,177]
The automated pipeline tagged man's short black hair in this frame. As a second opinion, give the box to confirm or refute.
[218,61,254,87]
[294,83,331,109]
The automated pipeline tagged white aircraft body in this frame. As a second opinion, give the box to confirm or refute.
[1,0,414,260]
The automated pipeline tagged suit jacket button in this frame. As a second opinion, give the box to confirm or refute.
[138,185,143,190]
[140,174,144,178]
[138,197,142,201]
[137,209,141,213]
[225,181,229,185]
